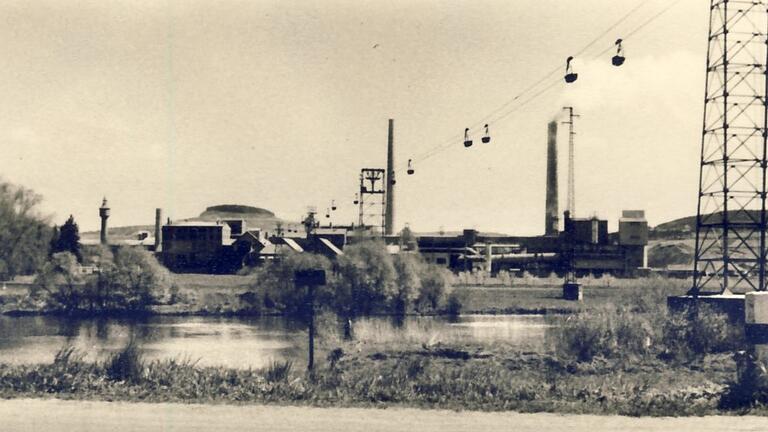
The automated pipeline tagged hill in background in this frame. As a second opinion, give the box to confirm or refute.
[81,204,303,242]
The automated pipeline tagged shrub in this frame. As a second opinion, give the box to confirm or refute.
[264,360,293,383]
[416,264,452,311]
[101,247,174,311]
[661,305,742,362]
[720,350,768,409]
[554,307,655,362]
[32,252,85,312]
[106,340,144,383]
[445,291,464,317]
[250,251,332,319]
[333,241,397,317]
[391,254,422,314]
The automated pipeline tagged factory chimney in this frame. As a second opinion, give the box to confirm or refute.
[99,197,110,245]
[545,121,559,236]
[154,208,163,252]
[385,119,395,235]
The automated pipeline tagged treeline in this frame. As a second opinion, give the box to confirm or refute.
[30,247,174,314]
[0,178,86,280]
[0,180,52,280]
[246,241,459,324]
[0,178,173,314]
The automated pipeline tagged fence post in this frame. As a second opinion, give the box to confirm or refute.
[295,269,326,371]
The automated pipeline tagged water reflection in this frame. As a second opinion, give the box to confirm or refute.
[0,314,552,369]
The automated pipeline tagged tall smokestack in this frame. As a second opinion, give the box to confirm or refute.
[154,208,163,252]
[385,119,395,235]
[545,121,559,236]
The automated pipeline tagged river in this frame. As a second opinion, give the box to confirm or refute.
[0,314,552,369]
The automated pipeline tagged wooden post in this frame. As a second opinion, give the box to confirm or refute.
[307,283,315,371]
[295,269,326,372]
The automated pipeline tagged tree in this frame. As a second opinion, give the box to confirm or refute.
[0,179,52,280]
[253,251,332,319]
[416,264,452,311]
[399,225,418,252]
[33,251,85,313]
[34,246,173,313]
[52,215,82,262]
[100,247,174,311]
[49,225,59,256]
[391,253,422,314]
[333,241,397,318]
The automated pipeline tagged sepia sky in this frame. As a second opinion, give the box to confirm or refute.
[0,0,708,234]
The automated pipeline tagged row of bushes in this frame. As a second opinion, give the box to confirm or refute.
[553,304,741,364]
[29,246,175,314]
[243,241,460,322]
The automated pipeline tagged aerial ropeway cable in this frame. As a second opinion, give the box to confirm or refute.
[382,0,684,184]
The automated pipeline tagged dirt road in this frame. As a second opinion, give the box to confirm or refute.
[1,399,766,431]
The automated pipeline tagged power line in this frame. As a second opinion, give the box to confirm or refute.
[397,0,685,174]
[396,0,653,172]
[593,0,686,59]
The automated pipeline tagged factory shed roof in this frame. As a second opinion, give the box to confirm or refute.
[317,238,344,256]
[278,237,304,252]
[167,221,227,227]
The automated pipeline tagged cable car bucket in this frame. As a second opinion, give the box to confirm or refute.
[564,56,578,83]
[481,124,491,144]
[612,39,625,66]
[464,128,473,148]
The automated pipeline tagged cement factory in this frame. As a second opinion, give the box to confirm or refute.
[92,113,648,278]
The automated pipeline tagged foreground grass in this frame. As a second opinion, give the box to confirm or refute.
[0,342,754,416]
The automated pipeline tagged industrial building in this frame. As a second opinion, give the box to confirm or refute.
[92,117,649,277]
[416,210,648,277]
[160,219,346,273]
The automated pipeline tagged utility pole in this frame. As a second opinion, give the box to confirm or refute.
[562,107,579,218]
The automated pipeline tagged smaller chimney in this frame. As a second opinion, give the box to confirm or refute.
[155,208,163,252]
[99,197,110,245]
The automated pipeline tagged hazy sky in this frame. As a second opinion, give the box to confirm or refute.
[1,0,708,234]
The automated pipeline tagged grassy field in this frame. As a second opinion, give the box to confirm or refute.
[1,274,692,316]
[454,276,691,314]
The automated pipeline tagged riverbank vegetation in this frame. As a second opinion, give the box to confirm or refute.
[28,247,175,314]
[2,284,768,415]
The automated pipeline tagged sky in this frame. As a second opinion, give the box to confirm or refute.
[0,0,709,234]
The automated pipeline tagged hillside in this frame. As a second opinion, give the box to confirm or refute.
[82,204,302,242]
[652,210,762,235]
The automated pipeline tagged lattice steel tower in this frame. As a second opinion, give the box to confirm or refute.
[358,168,386,235]
[692,0,768,295]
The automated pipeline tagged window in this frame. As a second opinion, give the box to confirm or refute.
[436,257,447,265]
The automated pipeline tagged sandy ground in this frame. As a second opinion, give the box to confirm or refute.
[1,399,766,432]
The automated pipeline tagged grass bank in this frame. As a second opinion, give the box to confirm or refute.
[0,342,748,416]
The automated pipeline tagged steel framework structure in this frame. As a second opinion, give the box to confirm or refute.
[692,0,768,295]
[358,168,386,235]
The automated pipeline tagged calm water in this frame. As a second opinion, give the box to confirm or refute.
[0,314,552,369]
